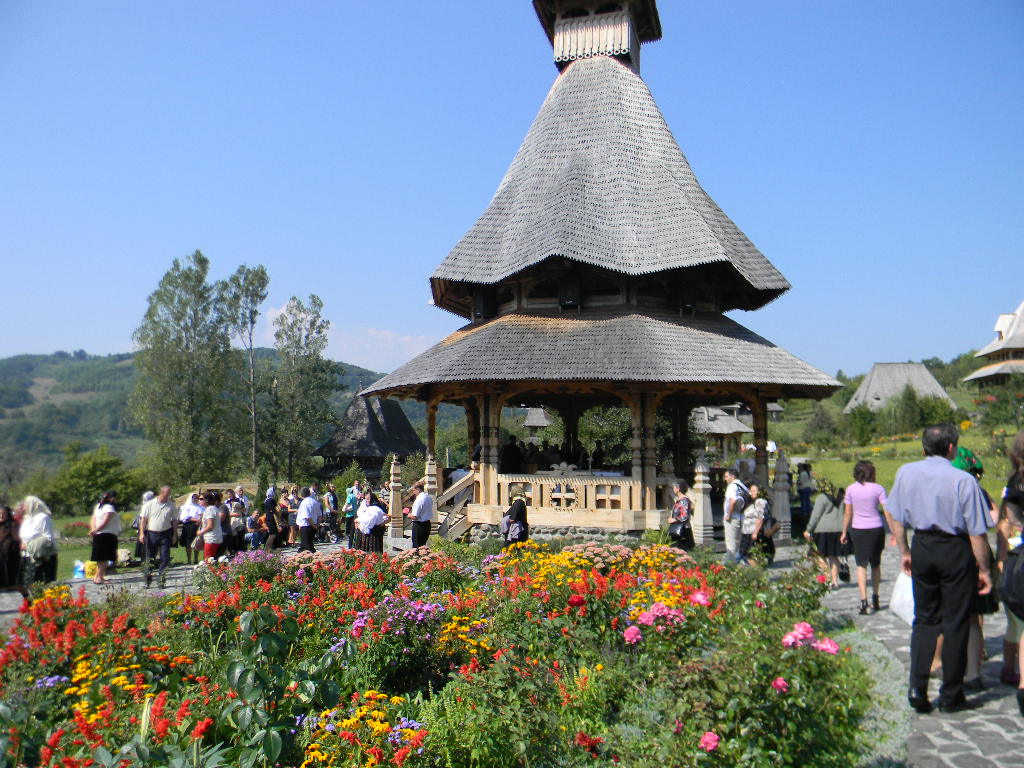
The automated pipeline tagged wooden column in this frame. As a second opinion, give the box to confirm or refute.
[772,451,792,541]
[388,455,404,539]
[750,398,769,487]
[479,395,492,505]
[691,453,715,545]
[425,401,441,494]
[628,394,642,482]
[642,394,658,509]
[465,402,480,470]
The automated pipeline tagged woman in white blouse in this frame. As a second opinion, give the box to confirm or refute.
[355,492,387,553]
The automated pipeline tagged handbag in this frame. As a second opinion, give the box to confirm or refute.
[191,533,205,552]
[668,522,688,539]
[837,558,851,583]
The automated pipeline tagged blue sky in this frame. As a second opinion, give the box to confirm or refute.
[1,1,1021,378]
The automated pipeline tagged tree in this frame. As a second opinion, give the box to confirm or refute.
[977,375,1024,430]
[802,404,836,448]
[47,443,148,517]
[224,264,270,476]
[892,385,921,434]
[844,404,876,445]
[130,250,238,483]
[269,295,338,480]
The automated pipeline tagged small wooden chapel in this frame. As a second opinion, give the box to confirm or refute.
[363,0,839,543]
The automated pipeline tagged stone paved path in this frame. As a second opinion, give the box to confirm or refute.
[2,539,1020,766]
[811,543,1020,768]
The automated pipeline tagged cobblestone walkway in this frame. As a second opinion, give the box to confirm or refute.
[2,540,1020,766]
[810,543,1020,768]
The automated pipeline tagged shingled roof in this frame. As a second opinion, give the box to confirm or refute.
[843,363,955,413]
[313,396,424,460]
[691,407,753,436]
[975,299,1024,358]
[361,309,838,398]
[430,55,790,315]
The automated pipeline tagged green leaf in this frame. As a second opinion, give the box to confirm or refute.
[262,730,283,764]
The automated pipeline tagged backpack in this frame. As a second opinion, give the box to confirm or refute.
[1000,545,1024,622]
[732,481,753,515]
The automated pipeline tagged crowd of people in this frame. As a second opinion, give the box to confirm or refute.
[7,422,1024,725]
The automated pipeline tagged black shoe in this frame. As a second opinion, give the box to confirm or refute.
[858,600,871,616]
[962,678,985,694]
[1016,689,1024,717]
[908,688,933,714]
[872,594,881,611]
[144,572,152,588]
[937,695,980,714]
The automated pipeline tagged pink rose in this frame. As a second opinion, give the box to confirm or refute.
[755,600,765,608]
[771,676,789,693]
[637,611,655,626]
[690,590,711,607]
[781,632,803,648]
[812,637,839,655]
[699,731,720,752]
[816,573,828,584]
[623,626,642,644]
[792,622,815,640]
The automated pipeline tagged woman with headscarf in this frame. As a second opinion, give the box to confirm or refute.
[262,486,280,551]
[0,506,30,603]
[355,491,388,553]
[89,490,120,585]
[19,496,57,584]
[500,496,530,548]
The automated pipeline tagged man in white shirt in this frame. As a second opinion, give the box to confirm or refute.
[722,468,747,564]
[407,481,434,548]
[140,485,178,588]
[296,486,323,553]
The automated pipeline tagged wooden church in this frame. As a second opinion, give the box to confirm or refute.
[363,0,838,543]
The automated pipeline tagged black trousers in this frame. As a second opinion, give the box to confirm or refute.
[298,525,316,553]
[411,520,431,548]
[144,529,174,581]
[909,530,977,703]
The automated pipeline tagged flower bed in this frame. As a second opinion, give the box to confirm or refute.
[1,543,872,767]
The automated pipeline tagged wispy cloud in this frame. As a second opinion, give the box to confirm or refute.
[326,326,434,373]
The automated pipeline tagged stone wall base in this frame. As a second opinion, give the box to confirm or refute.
[467,524,644,546]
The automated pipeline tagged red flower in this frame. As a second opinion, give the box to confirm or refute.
[190,718,214,741]
[567,595,585,608]
[392,746,412,765]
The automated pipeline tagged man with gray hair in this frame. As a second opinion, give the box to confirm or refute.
[139,485,178,588]
[889,424,992,714]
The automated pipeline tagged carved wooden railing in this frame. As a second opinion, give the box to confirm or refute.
[435,471,478,541]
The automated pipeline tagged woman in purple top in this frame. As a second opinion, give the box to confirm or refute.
[840,460,897,615]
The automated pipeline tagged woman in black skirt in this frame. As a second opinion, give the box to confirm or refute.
[804,481,846,588]
[89,491,120,585]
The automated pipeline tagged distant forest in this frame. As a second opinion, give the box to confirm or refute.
[0,349,463,478]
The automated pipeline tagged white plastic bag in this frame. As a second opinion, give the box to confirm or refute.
[891,572,915,626]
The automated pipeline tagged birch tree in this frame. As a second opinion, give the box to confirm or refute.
[224,264,270,476]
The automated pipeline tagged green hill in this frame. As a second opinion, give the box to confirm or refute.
[0,349,452,475]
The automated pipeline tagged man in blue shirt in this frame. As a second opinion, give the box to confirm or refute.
[889,423,992,714]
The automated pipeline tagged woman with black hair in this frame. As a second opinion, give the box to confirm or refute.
[841,460,897,615]
[501,496,530,548]
[89,490,120,585]
[0,506,30,602]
